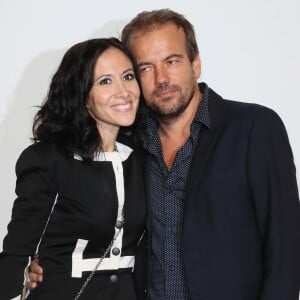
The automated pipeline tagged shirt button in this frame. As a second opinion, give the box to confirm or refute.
[115,220,123,229]
[112,247,120,256]
[110,274,118,283]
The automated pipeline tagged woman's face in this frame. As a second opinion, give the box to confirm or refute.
[86,47,140,133]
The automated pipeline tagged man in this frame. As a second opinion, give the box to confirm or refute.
[29,9,300,300]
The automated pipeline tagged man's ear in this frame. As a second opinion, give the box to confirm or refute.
[192,55,201,79]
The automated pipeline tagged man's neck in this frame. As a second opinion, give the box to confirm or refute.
[158,90,202,169]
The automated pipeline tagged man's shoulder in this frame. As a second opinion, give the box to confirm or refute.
[221,97,271,113]
[205,85,284,129]
[206,84,274,115]
[221,98,282,124]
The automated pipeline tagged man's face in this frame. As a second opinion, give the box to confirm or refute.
[127,22,201,121]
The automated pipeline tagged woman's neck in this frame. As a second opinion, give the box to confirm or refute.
[97,123,119,152]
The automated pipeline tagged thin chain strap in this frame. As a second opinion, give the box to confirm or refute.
[74,146,123,299]
[73,226,123,300]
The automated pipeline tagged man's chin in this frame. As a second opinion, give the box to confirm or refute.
[153,107,184,122]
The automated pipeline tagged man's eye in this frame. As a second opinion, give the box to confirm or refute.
[139,66,152,73]
[167,59,177,65]
[99,78,111,85]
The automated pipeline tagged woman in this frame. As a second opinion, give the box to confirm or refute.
[0,38,146,299]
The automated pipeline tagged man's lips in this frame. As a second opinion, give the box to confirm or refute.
[155,89,176,97]
[154,86,179,98]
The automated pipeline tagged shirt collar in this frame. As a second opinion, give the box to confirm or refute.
[194,82,211,129]
[142,82,211,146]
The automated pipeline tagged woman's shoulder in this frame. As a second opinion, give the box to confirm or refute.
[20,141,66,158]
[16,142,71,170]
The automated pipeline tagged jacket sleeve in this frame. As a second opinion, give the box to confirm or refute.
[133,231,148,300]
[247,108,300,299]
[0,144,57,299]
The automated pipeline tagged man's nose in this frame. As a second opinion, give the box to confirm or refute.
[154,65,170,86]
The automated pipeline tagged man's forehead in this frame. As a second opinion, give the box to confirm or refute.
[128,23,184,44]
[130,28,184,54]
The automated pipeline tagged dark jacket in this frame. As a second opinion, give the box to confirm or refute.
[0,141,146,300]
[142,84,300,300]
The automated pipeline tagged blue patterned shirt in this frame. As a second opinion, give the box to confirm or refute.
[141,83,211,300]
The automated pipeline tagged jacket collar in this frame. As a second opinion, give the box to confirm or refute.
[185,83,224,200]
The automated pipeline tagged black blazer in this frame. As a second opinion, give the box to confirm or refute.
[0,141,146,299]
[143,84,300,300]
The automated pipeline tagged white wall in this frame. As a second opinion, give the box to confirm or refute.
[0,0,299,255]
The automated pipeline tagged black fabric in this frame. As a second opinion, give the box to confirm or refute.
[0,141,146,299]
[140,83,300,300]
[142,84,210,299]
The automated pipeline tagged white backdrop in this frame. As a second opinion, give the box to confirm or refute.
[0,0,299,262]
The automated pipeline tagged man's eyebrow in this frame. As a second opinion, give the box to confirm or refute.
[164,54,183,61]
[137,54,183,67]
[138,61,152,67]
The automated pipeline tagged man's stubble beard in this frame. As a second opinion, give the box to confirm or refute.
[147,84,196,123]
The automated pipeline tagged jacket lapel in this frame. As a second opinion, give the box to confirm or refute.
[185,87,224,202]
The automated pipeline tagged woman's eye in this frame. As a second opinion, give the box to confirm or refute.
[99,78,111,85]
[124,73,135,81]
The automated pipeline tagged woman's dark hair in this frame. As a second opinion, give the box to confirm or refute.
[33,38,144,161]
